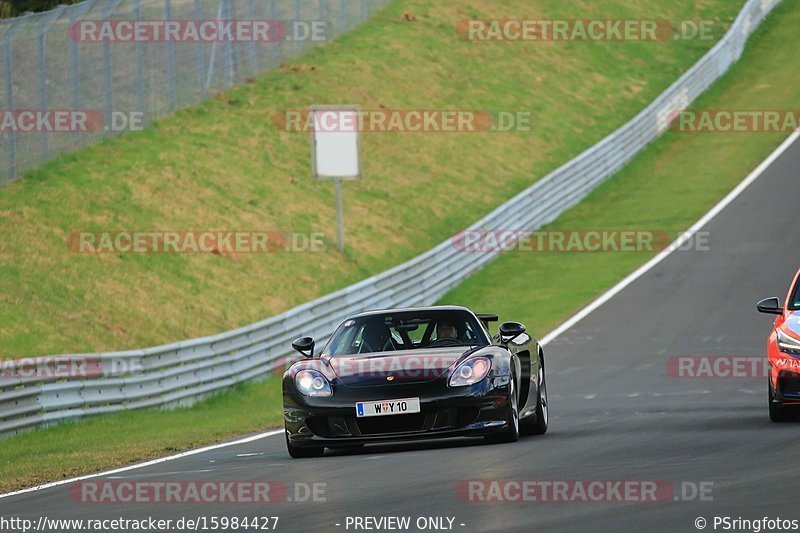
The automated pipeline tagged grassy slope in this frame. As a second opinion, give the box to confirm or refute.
[0,378,283,491]
[0,0,797,495]
[0,0,739,356]
[438,0,800,333]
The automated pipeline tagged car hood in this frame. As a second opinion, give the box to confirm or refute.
[326,347,477,387]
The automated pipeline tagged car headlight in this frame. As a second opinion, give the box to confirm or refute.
[295,369,332,397]
[778,330,800,355]
[449,357,492,387]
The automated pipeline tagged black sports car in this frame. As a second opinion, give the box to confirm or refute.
[282,305,548,458]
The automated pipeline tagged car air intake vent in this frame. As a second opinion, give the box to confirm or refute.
[355,413,429,435]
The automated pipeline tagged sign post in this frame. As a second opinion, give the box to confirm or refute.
[310,106,361,252]
[334,178,345,250]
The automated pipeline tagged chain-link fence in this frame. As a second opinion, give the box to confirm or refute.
[0,0,387,184]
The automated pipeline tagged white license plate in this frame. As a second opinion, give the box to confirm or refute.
[356,398,421,418]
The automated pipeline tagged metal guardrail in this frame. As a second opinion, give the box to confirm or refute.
[0,0,388,184]
[0,0,781,436]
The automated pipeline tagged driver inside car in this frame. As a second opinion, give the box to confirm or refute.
[435,321,459,341]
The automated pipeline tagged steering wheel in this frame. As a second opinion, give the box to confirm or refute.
[427,338,461,348]
[382,338,396,351]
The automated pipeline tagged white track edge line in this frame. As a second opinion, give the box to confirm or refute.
[540,131,800,347]
[3,132,798,502]
[0,429,283,500]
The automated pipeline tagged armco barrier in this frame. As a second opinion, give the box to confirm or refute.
[0,0,781,436]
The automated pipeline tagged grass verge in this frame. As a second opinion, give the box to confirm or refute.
[0,378,283,493]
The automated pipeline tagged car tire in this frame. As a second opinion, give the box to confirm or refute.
[769,380,793,423]
[286,433,325,458]
[522,356,548,435]
[485,376,519,444]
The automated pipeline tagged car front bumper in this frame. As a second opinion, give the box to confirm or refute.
[283,375,512,448]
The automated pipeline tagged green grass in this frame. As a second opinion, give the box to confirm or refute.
[0,378,284,493]
[440,0,800,334]
[2,0,795,494]
[0,0,741,357]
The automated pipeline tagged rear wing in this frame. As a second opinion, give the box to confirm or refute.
[476,313,498,331]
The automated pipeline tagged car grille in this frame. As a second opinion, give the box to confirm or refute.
[306,408,482,438]
[306,416,351,438]
[780,376,800,397]
[430,407,480,430]
[355,413,429,435]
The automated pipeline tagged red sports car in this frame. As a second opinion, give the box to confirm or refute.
[757,268,800,422]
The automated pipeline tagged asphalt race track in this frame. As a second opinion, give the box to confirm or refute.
[2,136,799,532]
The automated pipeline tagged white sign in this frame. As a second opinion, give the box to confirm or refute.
[311,106,361,180]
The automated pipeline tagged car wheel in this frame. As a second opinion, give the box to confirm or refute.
[485,377,519,444]
[769,380,793,423]
[285,433,325,458]
[523,358,549,435]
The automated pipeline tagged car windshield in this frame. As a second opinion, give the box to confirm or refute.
[321,309,490,356]
[790,282,800,310]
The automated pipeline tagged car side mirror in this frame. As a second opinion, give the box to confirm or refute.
[499,322,526,345]
[757,297,783,315]
[292,337,315,358]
